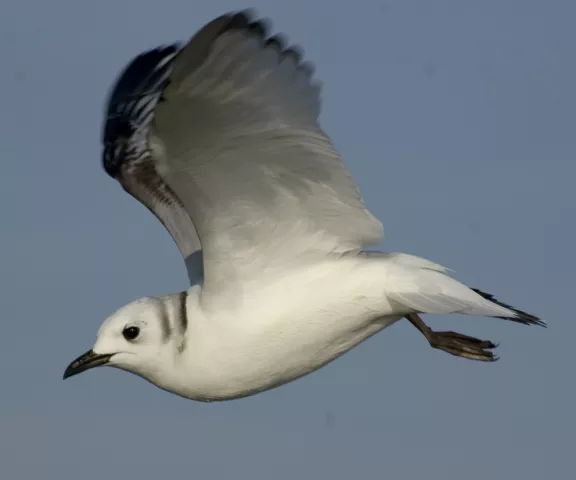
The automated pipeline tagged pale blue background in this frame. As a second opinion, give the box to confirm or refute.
[0,1,574,478]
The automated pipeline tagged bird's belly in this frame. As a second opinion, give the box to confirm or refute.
[239,315,401,396]
[182,260,403,401]
[189,314,401,402]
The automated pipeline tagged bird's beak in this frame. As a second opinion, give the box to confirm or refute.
[63,350,113,379]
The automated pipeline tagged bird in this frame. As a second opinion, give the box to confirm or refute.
[63,10,545,402]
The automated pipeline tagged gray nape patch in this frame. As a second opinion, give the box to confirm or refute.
[159,300,171,342]
[178,291,188,334]
[176,291,189,354]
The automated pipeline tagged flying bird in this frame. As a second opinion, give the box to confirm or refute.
[64,11,544,401]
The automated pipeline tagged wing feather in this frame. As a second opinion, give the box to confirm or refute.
[150,11,383,294]
[101,45,202,284]
[101,11,384,294]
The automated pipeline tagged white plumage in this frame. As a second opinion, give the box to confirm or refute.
[64,11,544,402]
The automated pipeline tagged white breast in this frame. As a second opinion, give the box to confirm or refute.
[176,258,402,401]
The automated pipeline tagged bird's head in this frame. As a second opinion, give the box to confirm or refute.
[63,297,178,385]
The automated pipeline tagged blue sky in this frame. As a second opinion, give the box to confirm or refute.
[0,1,574,478]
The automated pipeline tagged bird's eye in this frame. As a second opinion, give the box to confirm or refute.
[122,326,140,341]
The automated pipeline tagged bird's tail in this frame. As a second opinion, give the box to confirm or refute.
[379,252,545,327]
[468,288,545,327]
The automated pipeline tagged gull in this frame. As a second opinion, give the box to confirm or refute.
[63,11,545,402]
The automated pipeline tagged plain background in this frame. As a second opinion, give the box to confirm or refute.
[0,1,574,478]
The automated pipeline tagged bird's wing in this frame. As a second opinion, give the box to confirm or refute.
[152,11,383,296]
[103,11,383,296]
[102,46,204,284]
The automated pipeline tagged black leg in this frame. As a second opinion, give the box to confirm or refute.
[405,313,498,362]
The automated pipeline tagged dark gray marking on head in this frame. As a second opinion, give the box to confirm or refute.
[178,291,188,334]
[158,300,172,342]
[177,291,188,353]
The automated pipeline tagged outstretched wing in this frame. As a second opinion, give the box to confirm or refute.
[102,45,203,284]
[150,11,383,296]
[101,11,384,296]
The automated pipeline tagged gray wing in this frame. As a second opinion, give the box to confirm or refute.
[102,46,203,284]
[150,11,383,294]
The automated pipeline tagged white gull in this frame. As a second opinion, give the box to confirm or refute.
[63,11,544,402]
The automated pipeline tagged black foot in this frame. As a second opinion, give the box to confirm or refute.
[429,331,498,362]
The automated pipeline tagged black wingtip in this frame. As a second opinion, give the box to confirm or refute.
[101,44,181,178]
[471,288,547,328]
[104,44,180,122]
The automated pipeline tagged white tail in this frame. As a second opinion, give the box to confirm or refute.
[377,252,545,326]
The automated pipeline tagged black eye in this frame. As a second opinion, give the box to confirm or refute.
[122,326,140,341]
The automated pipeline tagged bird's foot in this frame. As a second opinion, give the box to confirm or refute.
[429,330,498,362]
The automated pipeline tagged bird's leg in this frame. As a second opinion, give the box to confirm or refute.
[405,313,498,362]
